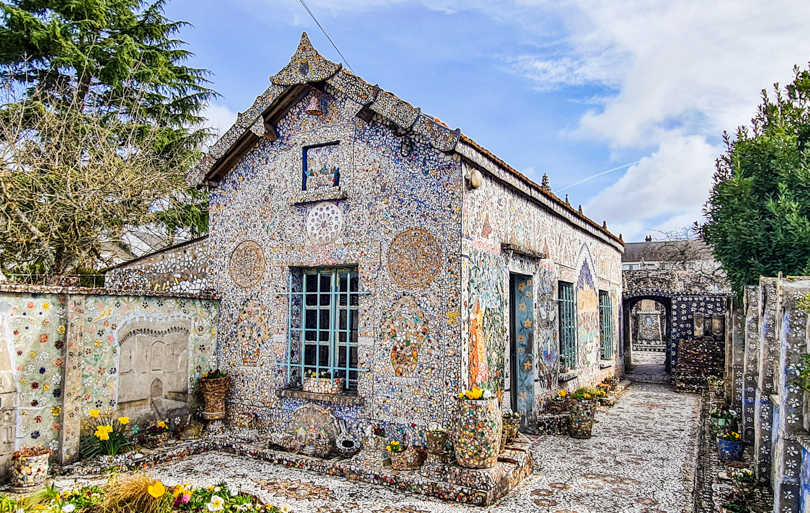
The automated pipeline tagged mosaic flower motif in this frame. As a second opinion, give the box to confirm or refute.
[57,325,66,335]
[55,340,64,350]
[51,406,61,417]
[31,431,40,439]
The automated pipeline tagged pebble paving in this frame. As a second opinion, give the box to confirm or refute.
[147,383,700,513]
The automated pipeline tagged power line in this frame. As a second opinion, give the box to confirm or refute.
[557,160,640,192]
[298,0,355,74]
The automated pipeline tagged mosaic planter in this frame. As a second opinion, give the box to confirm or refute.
[11,452,50,489]
[140,432,170,449]
[733,480,755,497]
[390,445,427,470]
[570,400,594,439]
[303,376,344,394]
[199,377,230,420]
[717,439,744,461]
[500,416,520,452]
[426,430,451,462]
[360,435,390,466]
[452,397,502,469]
[709,416,736,436]
[535,413,571,435]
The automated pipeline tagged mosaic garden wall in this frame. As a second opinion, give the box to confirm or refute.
[0,286,218,469]
[105,237,211,294]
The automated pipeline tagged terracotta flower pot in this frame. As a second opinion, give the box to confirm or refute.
[452,397,502,469]
[199,376,230,420]
[11,452,50,489]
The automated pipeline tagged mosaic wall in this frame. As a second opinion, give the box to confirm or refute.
[199,34,623,443]
[106,237,211,294]
[207,83,464,437]
[0,287,218,466]
[461,161,623,414]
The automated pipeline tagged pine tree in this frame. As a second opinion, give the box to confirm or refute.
[0,0,217,277]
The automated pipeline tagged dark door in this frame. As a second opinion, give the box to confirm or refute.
[510,274,534,417]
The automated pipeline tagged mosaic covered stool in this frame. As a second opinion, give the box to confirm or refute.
[452,396,502,469]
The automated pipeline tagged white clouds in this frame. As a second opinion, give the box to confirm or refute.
[506,0,810,237]
[202,103,238,138]
[584,135,720,240]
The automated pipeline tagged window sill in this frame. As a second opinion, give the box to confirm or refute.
[289,187,347,206]
[558,370,581,382]
[276,387,365,406]
[599,360,615,369]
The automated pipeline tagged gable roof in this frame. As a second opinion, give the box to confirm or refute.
[188,33,624,251]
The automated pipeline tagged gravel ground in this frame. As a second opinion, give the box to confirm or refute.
[143,383,701,513]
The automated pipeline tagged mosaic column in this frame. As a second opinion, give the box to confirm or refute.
[771,278,810,513]
[742,286,759,443]
[755,277,779,484]
[58,295,85,464]
[730,299,746,411]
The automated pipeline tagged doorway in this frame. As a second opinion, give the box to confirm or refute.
[509,273,534,418]
[623,296,672,383]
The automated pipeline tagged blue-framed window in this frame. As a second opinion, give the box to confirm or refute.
[558,281,577,369]
[279,267,367,391]
[599,290,614,360]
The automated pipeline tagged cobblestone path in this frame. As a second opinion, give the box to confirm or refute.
[148,383,701,513]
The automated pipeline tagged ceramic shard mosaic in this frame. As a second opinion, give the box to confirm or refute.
[229,240,266,288]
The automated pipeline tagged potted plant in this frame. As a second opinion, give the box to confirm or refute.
[544,390,571,415]
[361,424,390,465]
[720,493,750,513]
[559,355,570,373]
[303,370,343,394]
[707,376,725,397]
[80,410,133,459]
[570,388,596,439]
[198,369,230,420]
[11,445,52,489]
[139,420,171,448]
[709,407,736,435]
[386,437,426,471]
[451,386,502,469]
[717,431,744,461]
[426,424,450,461]
[500,412,521,452]
[731,469,756,497]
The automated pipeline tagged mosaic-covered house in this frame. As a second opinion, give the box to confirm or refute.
[183,33,625,437]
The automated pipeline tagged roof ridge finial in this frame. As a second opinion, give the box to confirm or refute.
[565,194,570,206]
[541,173,552,192]
[270,32,340,86]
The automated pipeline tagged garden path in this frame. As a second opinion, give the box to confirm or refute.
[148,383,701,513]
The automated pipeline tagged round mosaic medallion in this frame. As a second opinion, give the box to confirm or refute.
[229,240,265,288]
[306,202,343,246]
[387,229,441,289]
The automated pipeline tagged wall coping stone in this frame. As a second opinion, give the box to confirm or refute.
[0,283,217,300]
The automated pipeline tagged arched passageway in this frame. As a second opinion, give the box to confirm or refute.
[622,296,672,383]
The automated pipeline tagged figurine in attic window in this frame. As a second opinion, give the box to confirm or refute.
[305,163,340,191]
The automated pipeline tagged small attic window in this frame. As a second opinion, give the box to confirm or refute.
[303,141,340,191]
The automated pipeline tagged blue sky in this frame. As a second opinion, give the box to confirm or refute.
[165,0,810,242]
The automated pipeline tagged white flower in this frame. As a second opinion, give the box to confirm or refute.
[482,390,493,399]
[214,486,221,492]
[207,495,225,512]
[280,505,291,513]
[62,505,76,513]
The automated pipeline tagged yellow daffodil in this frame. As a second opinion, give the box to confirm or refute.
[94,430,109,441]
[559,390,566,397]
[88,409,100,418]
[117,417,130,425]
[148,481,166,499]
[158,420,167,429]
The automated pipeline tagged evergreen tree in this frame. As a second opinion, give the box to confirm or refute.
[702,64,810,296]
[0,0,217,277]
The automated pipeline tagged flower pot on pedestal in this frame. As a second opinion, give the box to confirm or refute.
[452,396,502,469]
[570,400,594,439]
